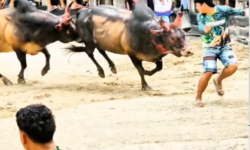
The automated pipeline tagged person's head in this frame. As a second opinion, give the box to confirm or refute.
[16,104,56,150]
[195,0,215,14]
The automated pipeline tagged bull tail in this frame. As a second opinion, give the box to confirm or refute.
[62,45,87,65]
[65,45,87,53]
[0,73,13,86]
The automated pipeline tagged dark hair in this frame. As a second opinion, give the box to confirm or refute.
[16,104,56,144]
[194,0,215,7]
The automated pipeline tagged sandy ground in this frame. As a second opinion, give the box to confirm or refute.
[0,38,248,150]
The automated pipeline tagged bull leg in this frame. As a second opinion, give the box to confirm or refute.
[85,44,105,78]
[129,55,152,91]
[15,49,27,84]
[41,48,51,76]
[96,47,117,74]
[0,73,13,86]
[144,59,163,76]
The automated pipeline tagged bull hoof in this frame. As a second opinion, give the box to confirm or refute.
[41,67,50,76]
[110,66,117,74]
[2,77,13,86]
[18,78,26,84]
[142,86,153,91]
[98,69,105,78]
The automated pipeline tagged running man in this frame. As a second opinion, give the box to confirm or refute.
[194,0,246,107]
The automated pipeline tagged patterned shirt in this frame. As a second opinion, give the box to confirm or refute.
[197,5,245,48]
[55,146,61,150]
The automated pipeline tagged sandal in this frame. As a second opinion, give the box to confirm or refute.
[193,100,205,107]
[213,76,224,96]
[57,5,65,10]
[47,5,58,12]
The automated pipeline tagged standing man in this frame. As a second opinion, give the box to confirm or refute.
[125,0,138,11]
[181,0,188,10]
[153,0,173,24]
[147,0,154,11]
[46,0,66,11]
[193,0,246,107]
[16,104,60,150]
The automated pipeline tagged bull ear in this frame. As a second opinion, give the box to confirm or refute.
[173,12,183,27]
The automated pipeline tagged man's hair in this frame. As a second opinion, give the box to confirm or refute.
[16,104,56,144]
[194,0,215,7]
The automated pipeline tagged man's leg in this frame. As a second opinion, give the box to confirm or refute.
[162,15,170,24]
[213,45,238,96]
[59,0,65,9]
[47,0,58,11]
[194,48,218,107]
[181,0,188,10]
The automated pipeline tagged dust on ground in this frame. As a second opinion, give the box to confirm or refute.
[0,38,248,150]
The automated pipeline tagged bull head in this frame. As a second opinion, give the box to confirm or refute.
[55,2,74,30]
[150,12,183,35]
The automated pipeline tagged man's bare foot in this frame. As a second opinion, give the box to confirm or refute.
[193,100,205,107]
[213,75,224,96]
[71,2,83,9]
[58,4,65,10]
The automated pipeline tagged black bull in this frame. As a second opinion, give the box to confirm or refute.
[68,2,193,91]
[0,0,79,85]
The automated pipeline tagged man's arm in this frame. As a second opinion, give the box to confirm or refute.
[222,5,245,17]
[197,14,212,34]
[126,1,130,10]
[197,14,205,33]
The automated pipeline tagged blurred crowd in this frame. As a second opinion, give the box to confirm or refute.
[126,0,189,24]
[0,0,89,11]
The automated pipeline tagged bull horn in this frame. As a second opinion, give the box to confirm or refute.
[65,1,74,16]
[159,17,170,31]
[173,12,183,27]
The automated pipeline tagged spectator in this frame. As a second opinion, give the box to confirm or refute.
[147,0,154,11]
[71,0,88,9]
[82,0,89,7]
[16,104,59,150]
[172,0,188,12]
[181,0,188,10]
[153,0,173,24]
[1,0,13,8]
[47,0,87,11]
[125,0,138,11]
[47,0,66,11]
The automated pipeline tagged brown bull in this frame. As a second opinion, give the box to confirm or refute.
[69,2,193,91]
[0,0,79,85]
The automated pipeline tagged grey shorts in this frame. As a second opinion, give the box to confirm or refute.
[203,45,238,74]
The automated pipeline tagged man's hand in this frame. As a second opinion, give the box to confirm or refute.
[0,0,6,8]
[204,25,212,33]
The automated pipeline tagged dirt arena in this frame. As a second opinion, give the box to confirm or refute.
[0,38,248,149]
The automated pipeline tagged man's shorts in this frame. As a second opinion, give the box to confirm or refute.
[203,45,238,74]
